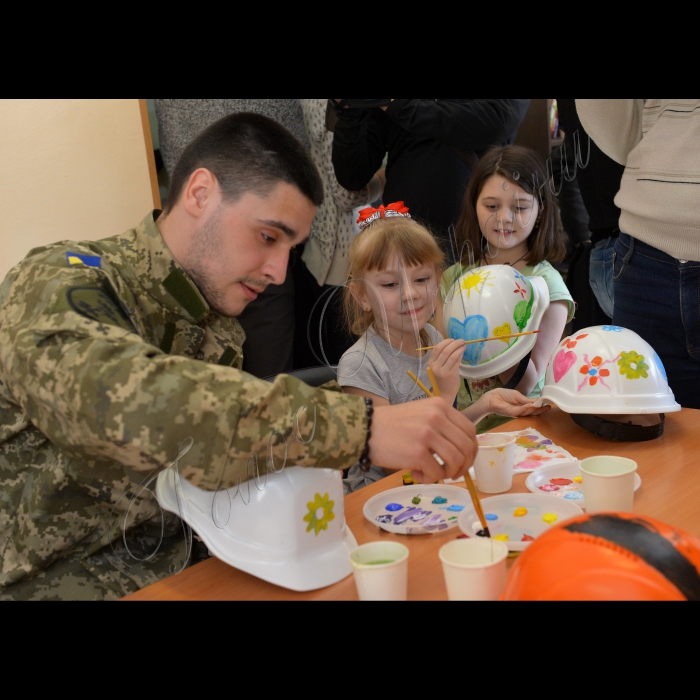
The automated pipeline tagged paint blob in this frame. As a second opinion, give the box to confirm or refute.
[494,534,509,542]
[539,483,559,492]
[432,496,448,504]
[573,475,583,483]
[513,507,528,517]
[521,534,535,542]
[411,496,421,504]
[385,503,403,511]
[542,513,558,525]
[550,478,573,486]
[485,513,498,521]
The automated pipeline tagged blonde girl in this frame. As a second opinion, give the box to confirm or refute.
[338,205,549,492]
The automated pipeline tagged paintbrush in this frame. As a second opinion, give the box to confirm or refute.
[408,368,490,537]
[463,470,490,537]
[416,329,540,351]
[426,366,440,398]
[406,369,435,398]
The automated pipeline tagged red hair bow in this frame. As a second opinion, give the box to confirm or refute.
[356,201,411,230]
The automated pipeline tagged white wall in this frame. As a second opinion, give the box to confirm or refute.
[0,99,156,280]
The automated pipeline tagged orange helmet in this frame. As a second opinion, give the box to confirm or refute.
[501,512,700,601]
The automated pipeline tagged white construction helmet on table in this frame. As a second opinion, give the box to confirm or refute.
[541,325,681,440]
[156,464,357,591]
[442,264,550,380]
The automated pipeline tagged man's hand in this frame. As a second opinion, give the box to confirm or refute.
[368,398,477,483]
[427,338,466,404]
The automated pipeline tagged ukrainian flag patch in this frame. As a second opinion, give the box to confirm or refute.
[66,252,101,269]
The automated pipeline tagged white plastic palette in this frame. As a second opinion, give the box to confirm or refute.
[524,460,641,507]
[363,484,473,535]
[457,493,584,551]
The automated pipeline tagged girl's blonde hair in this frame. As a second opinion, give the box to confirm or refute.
[343,217,445,342]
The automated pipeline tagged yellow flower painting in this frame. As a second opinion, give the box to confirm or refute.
[303,492,335,535]
[618,350,649,379]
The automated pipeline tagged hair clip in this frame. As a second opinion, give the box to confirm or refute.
[356,202,411,231]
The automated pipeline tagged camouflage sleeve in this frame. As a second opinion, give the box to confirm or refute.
[0,262,367,491]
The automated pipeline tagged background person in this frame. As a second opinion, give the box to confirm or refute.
[435,145,574,432]
[576,99,700,408]
[330,99,531,264]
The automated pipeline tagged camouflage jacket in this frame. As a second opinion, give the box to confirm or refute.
[0,212,366,592]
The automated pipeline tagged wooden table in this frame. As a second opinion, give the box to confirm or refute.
[122,406,700,600]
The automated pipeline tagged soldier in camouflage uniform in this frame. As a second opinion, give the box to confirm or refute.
[0,112,477,600]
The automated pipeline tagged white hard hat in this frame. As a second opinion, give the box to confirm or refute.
[443,264,550,380]
[541,325,681,415]
[156,465,357,592]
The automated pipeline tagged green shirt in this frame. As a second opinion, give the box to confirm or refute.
[441,260,574,432]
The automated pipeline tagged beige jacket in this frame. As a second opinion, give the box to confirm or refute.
[576,99,700,261]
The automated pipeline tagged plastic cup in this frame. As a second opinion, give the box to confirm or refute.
[472,433,516,493]
[580,455,638,513]
[439,538,509,600]
[349,541,409,601]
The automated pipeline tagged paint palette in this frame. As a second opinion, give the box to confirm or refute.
[363,485,474,535]
[524,460,641,507]
[457,493,584,551]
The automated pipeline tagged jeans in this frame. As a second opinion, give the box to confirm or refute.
[590,236,616,319]
[612,233,700,409]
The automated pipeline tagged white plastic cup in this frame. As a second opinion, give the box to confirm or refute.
[439,538,509,601]
[349,541,409,601]
[580,455,638,513]
[472,433,516,493]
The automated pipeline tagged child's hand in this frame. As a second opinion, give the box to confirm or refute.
[486,388,552,417]
[427,338,466,404]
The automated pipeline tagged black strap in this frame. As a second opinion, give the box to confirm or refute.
[570,413,665,442]
[503,351,532,390]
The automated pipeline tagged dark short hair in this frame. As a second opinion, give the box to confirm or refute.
[163,112,324,213]
[454,144,566,266]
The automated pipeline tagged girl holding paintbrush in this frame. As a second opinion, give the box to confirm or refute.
[337,205,550,493]
[435,145,575,433]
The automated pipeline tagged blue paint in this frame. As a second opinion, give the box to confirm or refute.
[376,514,393,523]
[446,504,465,512]
[385,503,403,511]
[485,513,498,521]
[432,496,448,504]
[448,315,488,365]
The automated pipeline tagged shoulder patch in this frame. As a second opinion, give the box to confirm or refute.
[66,252,102,268]
[54,285,136,332]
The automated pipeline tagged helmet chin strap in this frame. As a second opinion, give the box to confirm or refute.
[502,351,532,390]
[571,413,666,441]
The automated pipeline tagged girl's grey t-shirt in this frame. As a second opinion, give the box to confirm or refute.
[337,323,443,403]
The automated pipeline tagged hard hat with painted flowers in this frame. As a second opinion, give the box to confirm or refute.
[541,325,680,440]
[442,264,550,380]
[542,325,680,414]
[156,464,357,592]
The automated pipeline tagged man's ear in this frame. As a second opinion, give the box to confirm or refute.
[182,168,218,219]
